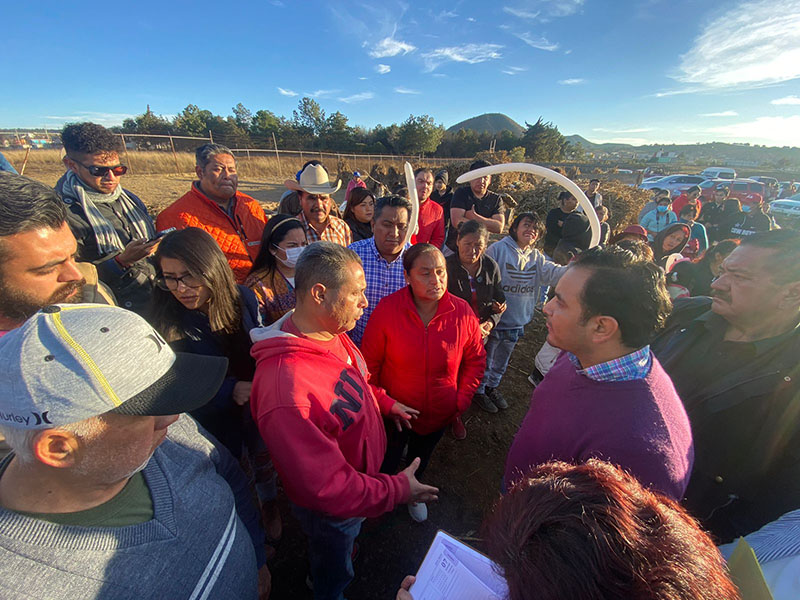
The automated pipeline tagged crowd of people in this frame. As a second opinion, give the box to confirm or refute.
[0,122,798,600]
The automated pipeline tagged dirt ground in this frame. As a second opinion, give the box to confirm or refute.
[22,168,547,599]
[269,314,547,600]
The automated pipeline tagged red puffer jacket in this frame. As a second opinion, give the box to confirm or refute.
[156,184,268,282]
[361,287,486,435]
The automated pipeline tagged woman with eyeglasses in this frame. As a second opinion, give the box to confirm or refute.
[150,228,283,542]
[342,187,375,242]
[245,215,307,325]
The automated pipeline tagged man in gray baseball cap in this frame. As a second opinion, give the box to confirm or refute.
[0,303,271,599]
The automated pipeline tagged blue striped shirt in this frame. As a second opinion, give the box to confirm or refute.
[567,346,652,382]
[348,238,409,346]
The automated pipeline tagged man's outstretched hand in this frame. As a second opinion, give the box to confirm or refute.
[402,457,439,504]
[389,401,419,432]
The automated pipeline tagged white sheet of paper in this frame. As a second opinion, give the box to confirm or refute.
[409,531,508,600]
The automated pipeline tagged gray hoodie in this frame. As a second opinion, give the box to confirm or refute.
[485,236,568,330]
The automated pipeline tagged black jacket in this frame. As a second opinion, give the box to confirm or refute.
[445,253,505,327]
[56,176,156,315]
[652,297,800,541]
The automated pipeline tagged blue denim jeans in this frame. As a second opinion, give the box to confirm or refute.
[478,327,525,392]
[291,503,364,600]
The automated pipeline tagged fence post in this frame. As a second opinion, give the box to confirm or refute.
[272,133,282,177]
[208,130,214,144]
[169,136,180,175]
[19,147,31,176]
[300,150,304,165]
[119,134,133,174]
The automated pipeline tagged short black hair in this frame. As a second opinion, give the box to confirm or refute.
[0,172,67,260]
[687,185,701,194]
[509,212,543,243]
[295,241,361,296]
[739,229,800,284]
[469,159,492,171]
[374,195,412,221]
[402,243,442,273]
[61,122,120,156]
[558,191,576,203]
[572,246,672,348]
[457,219,488,241]
[589,178,600,184]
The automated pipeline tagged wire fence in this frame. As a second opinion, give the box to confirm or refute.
[0,131,474,179]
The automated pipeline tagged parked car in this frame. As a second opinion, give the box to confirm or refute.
[778,182,798,198]
[700,167,737,180]
[641,175,667,184]
[638,174,706,196]
[750,176,779,200]
[768,198,800,226]
[700,178,766,207]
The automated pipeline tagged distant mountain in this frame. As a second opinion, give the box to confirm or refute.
[448,113,525,136]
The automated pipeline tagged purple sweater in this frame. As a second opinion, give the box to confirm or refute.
[504,352,694,500]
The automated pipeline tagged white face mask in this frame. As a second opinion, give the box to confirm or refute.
[275,245,304,268]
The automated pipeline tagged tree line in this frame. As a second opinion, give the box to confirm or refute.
[116,99,583,162]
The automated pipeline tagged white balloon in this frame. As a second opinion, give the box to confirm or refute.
[455,163,601,248]
[403,162,420,247]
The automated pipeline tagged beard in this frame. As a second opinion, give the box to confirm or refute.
[0,278,86,324]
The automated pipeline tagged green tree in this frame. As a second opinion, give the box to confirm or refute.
[522,117,569,162]
[121,106,172,135]
[398,115,445,155]
[232,103,253,131]
[173,104,214,137]
[321,111,354,151]
[292,97,326,139]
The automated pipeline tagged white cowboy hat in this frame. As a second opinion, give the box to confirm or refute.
[284,164,341,195]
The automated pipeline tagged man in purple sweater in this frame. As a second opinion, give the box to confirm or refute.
[504,246,693,500]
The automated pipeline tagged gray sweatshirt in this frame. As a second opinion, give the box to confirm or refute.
[0,416,263,599]
[486,236,568,330]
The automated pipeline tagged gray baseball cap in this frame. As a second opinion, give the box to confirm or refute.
[0,304,228,430]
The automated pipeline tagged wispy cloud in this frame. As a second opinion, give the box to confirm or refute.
[502,66,528,75]
[268,0,284,6]
[368,36,416,58]
[704,115,800,146]
[305,89,339,98]
[359,77,368,81]
[675,0,800,89]
[651,87,701,98]
[593,127,654,133]
[590,137,651,146]
[435,9,458,19]
[394,87,421,94]
[558,78,585,85]
[467,17,476,22]
[503,6,540,19]
[422,43,503,71]
[699,110,739,117]
[43,112,135,126]
[504,0,584,20]
[338,92,375,103]
[375,64,391,74]
[277,87,298,97]
[515,32,559,51]
[772,95,800,105]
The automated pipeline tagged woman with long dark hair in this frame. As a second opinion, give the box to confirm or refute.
[361,244,486,522]
[151,227,282,541]
[342,187,375,242]
[245,214,307,325]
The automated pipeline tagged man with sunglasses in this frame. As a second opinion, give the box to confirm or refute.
[57,122,158,315]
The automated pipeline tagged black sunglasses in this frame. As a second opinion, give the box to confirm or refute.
[72,159,128,177]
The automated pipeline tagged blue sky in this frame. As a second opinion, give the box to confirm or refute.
[3,0,800,147]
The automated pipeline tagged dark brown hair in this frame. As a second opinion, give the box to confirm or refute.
[151,227,242,341]
[485,460,740,600]
[402,243,443,273]
[343,187,375,221]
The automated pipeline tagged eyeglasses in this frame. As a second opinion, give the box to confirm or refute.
[71,159,128,177]
[156,274,205,291]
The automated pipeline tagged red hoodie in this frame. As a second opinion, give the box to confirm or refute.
[249,313,410,519]
[361,288,486,435]
[415,198,445,248]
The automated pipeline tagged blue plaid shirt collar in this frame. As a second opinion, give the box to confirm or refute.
[567,346,652,382]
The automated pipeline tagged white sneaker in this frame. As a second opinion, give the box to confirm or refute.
[408,502,428,522]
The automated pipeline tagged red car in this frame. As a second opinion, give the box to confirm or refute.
[700,178,766,208]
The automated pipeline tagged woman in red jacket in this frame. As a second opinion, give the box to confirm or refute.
[361,243,486,522]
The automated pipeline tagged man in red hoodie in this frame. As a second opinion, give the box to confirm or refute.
[249,241,438,599]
